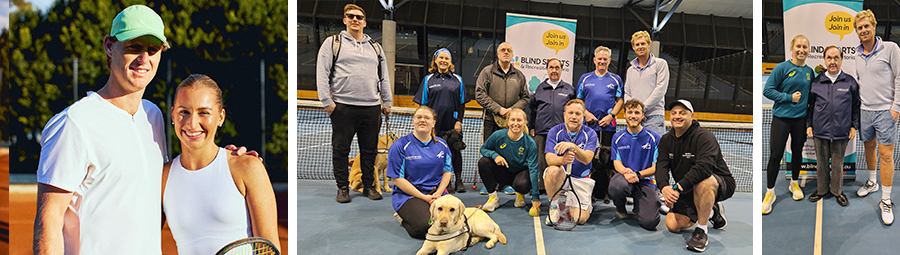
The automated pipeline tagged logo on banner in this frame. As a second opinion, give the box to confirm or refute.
[825,11,855,40]
[543,30,569,54]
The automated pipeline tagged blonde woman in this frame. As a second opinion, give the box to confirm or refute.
[162,74,280,255]
[762,34,814,215]
[478,108,540,213]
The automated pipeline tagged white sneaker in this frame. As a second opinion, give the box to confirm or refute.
[789,182,804,200]
[545,205,560,225]
[393,212,403,223]
[483,193,500,212]
[881,199,894,225]
[514,193,526,208]
[627,197,634,204]
[762,192,776,215]
[858,180,879,197]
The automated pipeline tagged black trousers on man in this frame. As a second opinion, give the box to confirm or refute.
[330,103,381,188]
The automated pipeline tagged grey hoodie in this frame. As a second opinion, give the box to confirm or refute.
[316,31,392,107]
[854,36,900,113]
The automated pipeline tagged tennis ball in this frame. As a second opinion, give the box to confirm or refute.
[529,207,538,217]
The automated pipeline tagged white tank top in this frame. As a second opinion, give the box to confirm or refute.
[164,147,252,255]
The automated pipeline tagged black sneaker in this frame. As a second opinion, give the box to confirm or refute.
[836,193,849,206]
[364,186,382,200]
[337,186,351,203]
[710,202,727,230]
[455,180,467,193]
[808,191,826,202]
[686,228,708,252]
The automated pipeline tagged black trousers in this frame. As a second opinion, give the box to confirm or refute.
[330,103,381,188]
[767,116,806,188]
[591,130,614,199]
[482,117,503,142]
[436,130,464,180]
[477,157,532,194]
[397,197,431,239]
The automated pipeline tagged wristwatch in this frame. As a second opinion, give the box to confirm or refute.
[672,183,682,193]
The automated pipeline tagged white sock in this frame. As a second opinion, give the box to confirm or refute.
[698,224,708,233]
[883,186,892,201]
[489,191,498,197]
[550,200,559,208]
[790,179,798,186]
[766,188,774,195]
[870,170,878,182]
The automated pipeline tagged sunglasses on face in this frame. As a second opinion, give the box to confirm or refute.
[345,13,365,20]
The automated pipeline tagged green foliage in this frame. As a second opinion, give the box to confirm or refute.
[8,0,288,176]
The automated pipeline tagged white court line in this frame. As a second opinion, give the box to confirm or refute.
[298,142,330,151]
[533,215,546,255]
[814,199,822,255]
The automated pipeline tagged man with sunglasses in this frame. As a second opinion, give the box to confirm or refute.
[317,3,393,203]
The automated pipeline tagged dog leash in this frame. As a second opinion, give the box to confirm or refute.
[384,111,396,140]
[425,212,473,242]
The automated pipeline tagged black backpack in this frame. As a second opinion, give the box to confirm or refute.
[329,34,384,93]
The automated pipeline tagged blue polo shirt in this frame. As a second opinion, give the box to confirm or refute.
[386,133,453,212]
[576,71,623,132]
[545,123,598,178]
[414,72,470,134]
[612,128,660,188]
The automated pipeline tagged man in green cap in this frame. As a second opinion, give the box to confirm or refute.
[33,5,171,254]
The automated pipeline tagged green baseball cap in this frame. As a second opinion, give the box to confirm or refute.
[110,5,169,48]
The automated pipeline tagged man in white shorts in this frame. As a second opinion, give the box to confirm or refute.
[33,6,253,254]
[543,99,598,225]
[853,9,896,225]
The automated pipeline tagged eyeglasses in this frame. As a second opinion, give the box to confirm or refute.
[345,13,365,20]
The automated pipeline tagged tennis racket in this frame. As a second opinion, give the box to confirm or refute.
[550,149,580,231]
[215,237,280,255]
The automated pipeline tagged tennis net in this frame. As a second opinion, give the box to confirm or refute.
[299,100,753,193]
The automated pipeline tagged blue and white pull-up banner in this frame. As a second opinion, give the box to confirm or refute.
[505,13,577,92]
[783,0,863,178]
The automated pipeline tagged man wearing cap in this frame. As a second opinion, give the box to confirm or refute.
[656,99,735,252]
[33,5,170,254]
[476,42,530,142]
[316,4,392,203]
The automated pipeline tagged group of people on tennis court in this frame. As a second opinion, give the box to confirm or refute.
[317,4,736,252]
[33,5,281,255]
[764,10,895,226]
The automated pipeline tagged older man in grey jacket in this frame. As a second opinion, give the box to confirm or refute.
[316,4,392,203]
[476,42,531,142]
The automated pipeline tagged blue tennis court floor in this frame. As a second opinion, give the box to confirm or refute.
[762,170,900,254]
[298,179,752,255]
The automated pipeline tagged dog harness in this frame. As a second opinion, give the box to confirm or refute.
[425,211,473,244]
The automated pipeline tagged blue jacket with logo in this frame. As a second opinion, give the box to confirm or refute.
[414,72,470,135]
[807,71,860,140]
[529,79,576,135]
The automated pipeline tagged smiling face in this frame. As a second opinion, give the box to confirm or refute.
[497,42,513,64]
[412,108,436,135]
[172,86,225,152]
[791,37,810,62]
[856,17,875,44]
[824,47,843,75]
[594,50,610,73]
[632,37,650,58]
[343,9,367,33]
[669,105,693,133]
[564,102,585,132]
[105,35,164,94]
[624,105,645,129]
[507,110,527,134]
[435,52,451,73]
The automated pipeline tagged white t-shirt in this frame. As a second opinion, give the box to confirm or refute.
[164,147,251,255]
[37,92,167,255]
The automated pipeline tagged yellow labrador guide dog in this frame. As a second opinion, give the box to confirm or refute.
[416,195,507,255]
